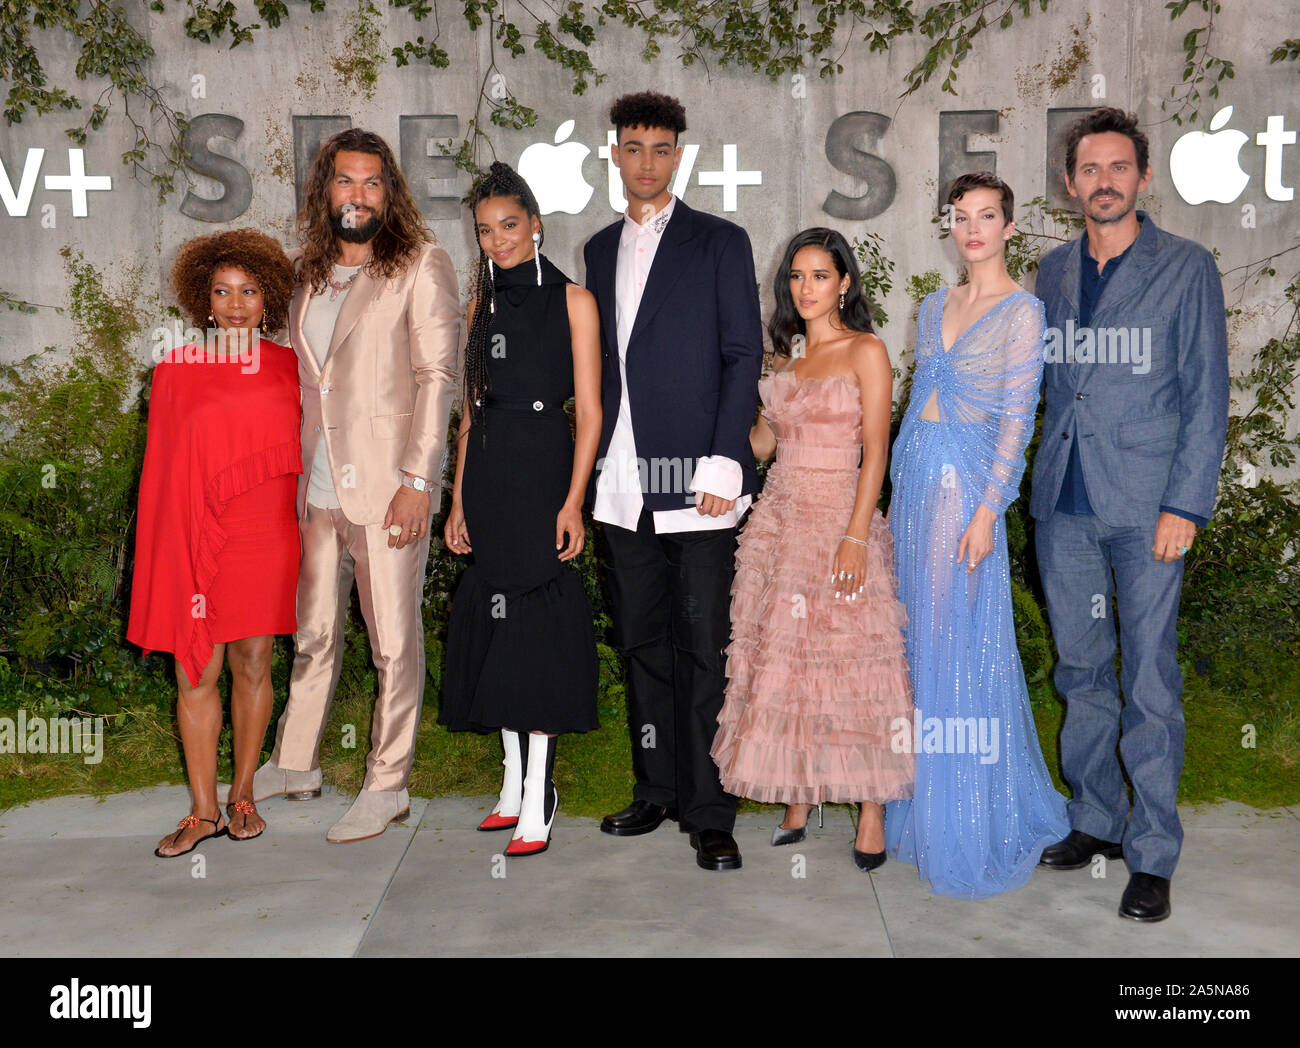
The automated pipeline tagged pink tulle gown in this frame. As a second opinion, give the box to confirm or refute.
[711,369,914,805]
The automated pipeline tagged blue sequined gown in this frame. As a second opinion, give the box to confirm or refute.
[884,288,1069,898]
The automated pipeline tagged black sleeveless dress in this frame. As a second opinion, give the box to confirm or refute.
[439,254,599,734]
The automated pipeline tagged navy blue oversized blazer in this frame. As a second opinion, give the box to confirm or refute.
[582,198,764,512]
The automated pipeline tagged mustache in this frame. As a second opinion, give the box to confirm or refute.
[1090,187,1122,200]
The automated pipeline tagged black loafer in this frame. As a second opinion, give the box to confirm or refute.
[690,828,742,871]
[1038,829,1124,870]
[1119,873,1171,922]
[600,800,673,837]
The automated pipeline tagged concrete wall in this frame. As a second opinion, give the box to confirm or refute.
[2,1,1296,463]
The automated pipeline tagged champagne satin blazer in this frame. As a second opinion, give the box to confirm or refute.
[287,243,461,525]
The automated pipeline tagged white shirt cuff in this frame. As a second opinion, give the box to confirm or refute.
[690,455,743,502]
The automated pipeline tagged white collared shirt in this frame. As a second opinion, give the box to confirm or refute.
[592,195,751,534]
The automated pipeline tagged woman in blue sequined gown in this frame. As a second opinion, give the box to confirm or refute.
[884,173,1069,898]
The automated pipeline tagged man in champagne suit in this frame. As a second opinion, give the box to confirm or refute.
[249,129,460,841]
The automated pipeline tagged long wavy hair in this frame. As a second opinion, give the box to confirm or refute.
[295,129,432,294]
[769,227,874,357]
[464,161,544,440]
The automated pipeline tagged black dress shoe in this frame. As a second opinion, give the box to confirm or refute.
[600,800,673,837]
[1038,829,1124,870]
[1119,873,1171,922]
[689,828,742,871]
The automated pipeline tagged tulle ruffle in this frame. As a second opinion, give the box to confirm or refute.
[712,373,914,805]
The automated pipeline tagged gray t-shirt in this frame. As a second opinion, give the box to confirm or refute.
[302,262,363,509]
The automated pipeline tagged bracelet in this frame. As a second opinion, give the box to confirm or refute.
[840,533,868,548]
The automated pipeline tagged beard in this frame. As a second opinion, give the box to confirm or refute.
[1083,187,1135,225]
[331,205,383,244]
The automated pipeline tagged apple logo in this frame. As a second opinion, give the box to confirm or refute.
[518,119,593,215]
[1169,105,1251,205]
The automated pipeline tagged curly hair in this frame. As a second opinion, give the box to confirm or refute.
[609,91,687,142]
[170,228,296,331]
[945,171,1015,225]
[295,128,433,295]
[1064,107,1150,178]
[464,161,544,443]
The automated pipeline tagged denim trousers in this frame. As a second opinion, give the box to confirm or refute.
[1036,510,1186,877]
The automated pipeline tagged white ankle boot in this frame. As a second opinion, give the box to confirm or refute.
[506,734,556,857]
[478,729,524,831]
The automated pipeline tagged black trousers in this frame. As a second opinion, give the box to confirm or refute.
[597,509,739,833]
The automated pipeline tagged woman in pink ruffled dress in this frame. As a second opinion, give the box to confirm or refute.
[711,227,913,871]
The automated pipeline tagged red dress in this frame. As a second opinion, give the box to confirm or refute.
[127,339,302,687]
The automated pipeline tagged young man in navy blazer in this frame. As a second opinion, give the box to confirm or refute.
[584,92,763,871]
[1032,108,1230,921]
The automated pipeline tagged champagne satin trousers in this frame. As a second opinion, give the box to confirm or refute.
[271,501,430,791]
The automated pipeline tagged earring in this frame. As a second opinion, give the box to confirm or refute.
[533,231,542,286]
[207,312,215,326]
[838,292,845,311]
[487,257,495,313]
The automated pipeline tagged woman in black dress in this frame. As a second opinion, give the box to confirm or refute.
[441,162,602,856]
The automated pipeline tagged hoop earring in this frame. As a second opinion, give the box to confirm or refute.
[533,231,542,286]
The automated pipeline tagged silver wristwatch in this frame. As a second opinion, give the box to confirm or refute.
[401,474,430,492]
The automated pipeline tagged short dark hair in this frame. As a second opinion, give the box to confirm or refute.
[1064,107,1150,178]
[609,92,687,143]
[945,171,1015,225]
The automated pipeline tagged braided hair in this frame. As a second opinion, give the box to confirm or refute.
[465,161,545,442]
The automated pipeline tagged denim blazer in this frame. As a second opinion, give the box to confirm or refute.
[1029,212,1230,527]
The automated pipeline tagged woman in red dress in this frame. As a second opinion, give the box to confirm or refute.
[128,229,300,856]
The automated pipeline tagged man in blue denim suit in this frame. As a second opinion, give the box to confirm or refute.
[1031,108,1229,922]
